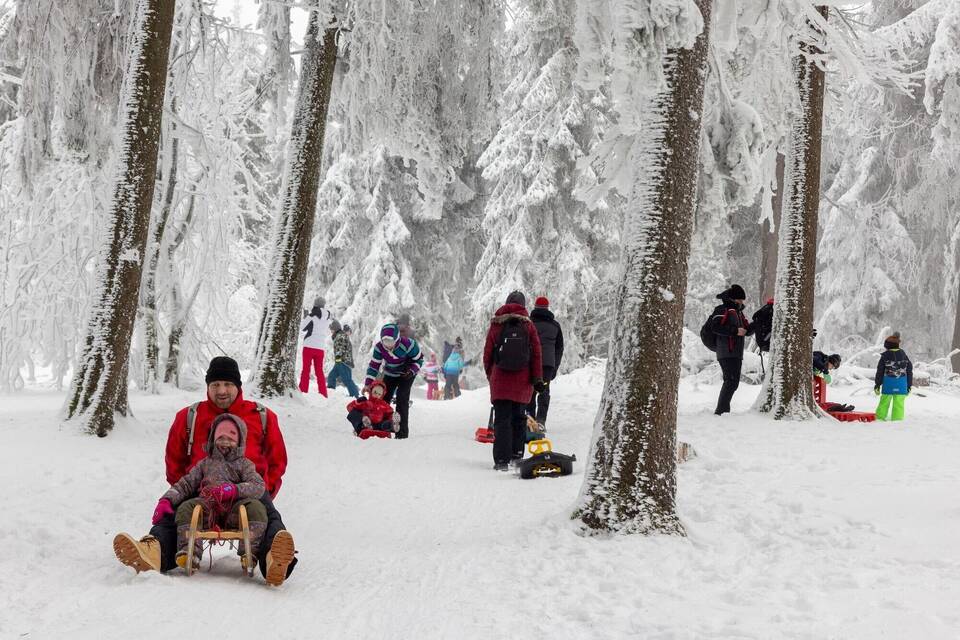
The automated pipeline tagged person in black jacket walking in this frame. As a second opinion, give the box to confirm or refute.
[710,284,753,415]
[527,296,563,425]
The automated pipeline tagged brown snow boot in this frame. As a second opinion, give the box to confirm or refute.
[113,533,161,573]
[265,530,295,587]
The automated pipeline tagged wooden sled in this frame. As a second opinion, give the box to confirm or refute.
[185,503,255,578]
[813,377,876,423]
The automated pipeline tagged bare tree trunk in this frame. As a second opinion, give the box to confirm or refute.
[760,7,827,419]
[162,191,196,387]
[142,116,178,393]
[951,274,960,373]
[573,0,712,535]
[65,0,175,436]
[759,152,784,304]
[252,12,338,398]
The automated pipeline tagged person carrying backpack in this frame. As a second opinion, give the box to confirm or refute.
[752,298,774,353]
[707,284,753,415]
[482,291,544,471]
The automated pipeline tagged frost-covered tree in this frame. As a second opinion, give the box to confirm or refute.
[253,6,339,397]
[760,6,829,419]
[66,0,175,435]
[472,0,619,367]
[573,0,713,535]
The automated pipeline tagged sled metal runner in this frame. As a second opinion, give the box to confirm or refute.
[185,503,254,578]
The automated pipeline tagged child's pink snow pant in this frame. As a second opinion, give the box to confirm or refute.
[299,347,328,396]
[426,380,439,399]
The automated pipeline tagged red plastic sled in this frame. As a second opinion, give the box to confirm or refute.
[358,429,392,440]
[475,407,495,443]
[813,377,876,423]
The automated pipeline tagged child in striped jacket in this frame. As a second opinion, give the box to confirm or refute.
[364,323,424,438]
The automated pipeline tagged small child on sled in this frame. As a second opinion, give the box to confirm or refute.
[346,380,401,435]
[151,414,268,569]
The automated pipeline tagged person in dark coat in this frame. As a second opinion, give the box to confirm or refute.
[527,296,563,425]
[482,291,544,471]
[710,284,753,415]
[752,298,774,352]
[812,351,842,383]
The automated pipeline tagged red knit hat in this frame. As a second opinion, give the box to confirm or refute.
[534,296,549,308]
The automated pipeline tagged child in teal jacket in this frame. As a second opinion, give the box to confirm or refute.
[874,333,913,421]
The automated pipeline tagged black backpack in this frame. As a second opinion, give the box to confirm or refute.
[699,316,717,352]
[495,319,530,371]
[752,303,773,352]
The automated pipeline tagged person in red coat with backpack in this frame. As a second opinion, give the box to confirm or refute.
[483,291,544,471]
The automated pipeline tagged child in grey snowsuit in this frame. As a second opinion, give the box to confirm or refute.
[152,414,267,568]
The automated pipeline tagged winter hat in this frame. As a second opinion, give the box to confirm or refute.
[506,290,526,306]
[883,333,901,350]
[827,354,842,368]
[330,319,342,332]
[213,418,240,444]
[380,323,400,342]
[369,380,387,397]
[534,296,550,308]
[205,356,242,388]
[314,296,325,308]
[343,324,352,333]
[718,284,747,301]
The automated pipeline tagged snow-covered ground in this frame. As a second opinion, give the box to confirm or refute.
[3,365,960,639]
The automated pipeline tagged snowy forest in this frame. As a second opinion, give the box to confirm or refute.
[3,0,960,636]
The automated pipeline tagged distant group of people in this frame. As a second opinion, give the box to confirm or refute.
[705,284,913,421]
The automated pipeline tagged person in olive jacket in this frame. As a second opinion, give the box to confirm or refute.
[710,284,753,415]
[527,296,563,425]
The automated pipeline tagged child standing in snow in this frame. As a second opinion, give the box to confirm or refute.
[327,320,360,398]
[346,381,401,435]
[874,334,913,422]
[152,414,268,569]
[422,353,441,399]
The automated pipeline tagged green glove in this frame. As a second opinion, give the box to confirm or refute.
[874,387,881,396]
[823,373,832,384]
[907,388,912,396]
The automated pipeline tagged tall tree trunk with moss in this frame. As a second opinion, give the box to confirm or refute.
[65,0,175,436]
[252,11,339,397]
[760,7,828,419]
[573,0,712,535]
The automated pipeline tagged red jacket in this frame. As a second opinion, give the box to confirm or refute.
[483,303,543,403]
[164,391,288,498]
[346,396,394,424]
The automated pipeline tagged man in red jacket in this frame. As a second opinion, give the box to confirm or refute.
[483,291,544,471]
[114,357,297,586]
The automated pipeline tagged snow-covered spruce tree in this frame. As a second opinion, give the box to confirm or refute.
[759,6,828,419]
[472,0,619,368]
[65,0,175,435]
[572,0,712,535]
[252,7,339,397]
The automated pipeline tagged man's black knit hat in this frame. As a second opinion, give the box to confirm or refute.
[205,356,242,388]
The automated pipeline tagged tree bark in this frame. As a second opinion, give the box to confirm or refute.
[252,12,338,398]
[759,152,784,304]
[760,7,827,419]
[65,0,175,436]
[573,0,712,535]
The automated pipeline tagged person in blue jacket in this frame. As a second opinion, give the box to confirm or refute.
[442,347,465,399]
[875,333,912,421]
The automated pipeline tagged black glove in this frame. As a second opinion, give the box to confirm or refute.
[533,378,546,393]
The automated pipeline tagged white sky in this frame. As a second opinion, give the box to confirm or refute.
[212,0,310,40]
